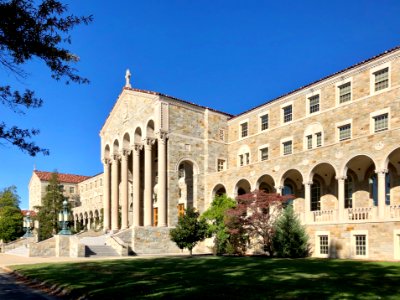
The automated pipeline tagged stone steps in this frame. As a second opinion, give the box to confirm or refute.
[79,234,109,246]
[85,245,119,257]
[5,245,29,257]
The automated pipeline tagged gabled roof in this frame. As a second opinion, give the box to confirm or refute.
[21,210,37,217]
[34,170,91,184]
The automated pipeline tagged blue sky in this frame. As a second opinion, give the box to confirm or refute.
[1,0,400,209]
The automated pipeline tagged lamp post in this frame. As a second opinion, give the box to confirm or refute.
[58,199,72,235]
[23,211,33,238]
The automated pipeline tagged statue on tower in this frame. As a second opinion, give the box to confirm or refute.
[125,69,131,88]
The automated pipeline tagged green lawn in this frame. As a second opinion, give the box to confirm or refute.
[11,256,400,299]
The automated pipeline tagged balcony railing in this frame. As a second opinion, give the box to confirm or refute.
[346,207,376,221]
[312,210,336,222]
[388,205,400,219]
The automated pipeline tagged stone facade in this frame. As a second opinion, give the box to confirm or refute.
[30,46,400,260]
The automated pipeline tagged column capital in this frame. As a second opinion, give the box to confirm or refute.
[133,143,143,152]
[122,148,131,157]
[335,176,347,181]
[144,138,155,148]
[102,158,111,165]
[274,185,284,190]
[112,153,120,161]
[302,181,313,186]
[375,168,388,175]
[156,130,168,142]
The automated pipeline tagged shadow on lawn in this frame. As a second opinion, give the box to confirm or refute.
[12,257,400,299]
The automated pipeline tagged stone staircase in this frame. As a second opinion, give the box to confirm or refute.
[79,234,119,257]
[5,245,29,256]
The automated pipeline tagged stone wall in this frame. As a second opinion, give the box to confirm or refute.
[132,226,182,254]
[29,237,56,257]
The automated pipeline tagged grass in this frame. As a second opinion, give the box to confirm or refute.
[10,256,400,299]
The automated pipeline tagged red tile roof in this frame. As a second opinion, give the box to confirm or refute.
[21,210,37,217]
[34,171,91,184]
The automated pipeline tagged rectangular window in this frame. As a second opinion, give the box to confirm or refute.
[260,147,268,161]
[100,179,103,186]
[217,159,225,172]
[307,135,312,150]
[316,132,322,147]
[320,235,329,255]
[219,129,225,141]
[69,187,75,194]
[283,105,292,123]
[374,68,389,91]
[245,153,250,165]
[153,208,158,227]
[309,95,320,114]
[355,235,366,256]
[339,124,351,141]
[283,141,292,155]
[339,82,351,103]
[374,113,388,132]
[239,154,244,166]
[241,122,248,138]
[260,114,269,131]
[178,204,185,217]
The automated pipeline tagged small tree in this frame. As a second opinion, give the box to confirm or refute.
[273,204,310,258]
[225,190,293,256]
[202,194,236,255]
[34,171,65,240]
[0,186,23,242]
[170,207,210,256]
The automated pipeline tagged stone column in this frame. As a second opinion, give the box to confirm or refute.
[121,150,130,230]
[304,181,312,223]
[111,154,120,231]
[157,132,168,227]
[336,176,346,222]
[275,185,283,195]
[144,139,154,226]
[102,159,111,231]
[133,144,142,227]
[377,169,388,219]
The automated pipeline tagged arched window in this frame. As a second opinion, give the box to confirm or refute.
[345,175,353,208]
[238,187,246,195]
[311,181,321,211]
[283,184,293,196]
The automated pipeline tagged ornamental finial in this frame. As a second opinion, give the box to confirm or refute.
[125,69,131,88]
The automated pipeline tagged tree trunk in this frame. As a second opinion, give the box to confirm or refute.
[189,248,193,256]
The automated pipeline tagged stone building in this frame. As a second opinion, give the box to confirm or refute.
[30,46,400,259]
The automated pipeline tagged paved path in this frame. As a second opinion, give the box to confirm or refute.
[0,268,58,299]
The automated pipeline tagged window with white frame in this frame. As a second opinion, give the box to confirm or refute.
[260,147,268,161]
[283,140,292,155]
[283,105,292,123]
[239,154,244,167]
[355,235,367,256]
[240,122,248,138]
[217,159,226,172]
[237,145,250,167]
[338,124,351,141]
[374,113,388,132]
[260,114,269,131]
[316,132,322,147]
[307,135,312,150]
[374,67,389,92]
[338,82,351,103]
[319,235,329,255]
[309,94,320,114]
